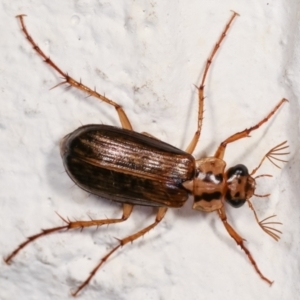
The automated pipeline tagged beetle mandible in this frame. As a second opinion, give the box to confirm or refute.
[5,11,289,296]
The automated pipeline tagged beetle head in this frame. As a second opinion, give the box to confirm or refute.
[225,164,255,208]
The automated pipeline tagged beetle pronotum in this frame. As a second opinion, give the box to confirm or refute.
[5,11,288,296]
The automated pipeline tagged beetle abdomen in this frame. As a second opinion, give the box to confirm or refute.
[61,125,195,207]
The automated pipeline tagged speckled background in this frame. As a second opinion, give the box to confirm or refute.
[0,1,299,300]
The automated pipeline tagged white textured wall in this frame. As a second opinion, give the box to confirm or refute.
[1,1,299,300]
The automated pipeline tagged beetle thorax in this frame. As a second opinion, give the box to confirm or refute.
[182,157,226,212]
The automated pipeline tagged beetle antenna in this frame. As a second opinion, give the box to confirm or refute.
[251,141,289,175]
[246,199,282,241]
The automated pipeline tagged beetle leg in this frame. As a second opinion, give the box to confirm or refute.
[71,207,168,297]
[16,15,132,130]
[65,203,134,229]
[217,207,273,285]
[214,98,287,159]
[4,203,133,264]
[185,11,239,154]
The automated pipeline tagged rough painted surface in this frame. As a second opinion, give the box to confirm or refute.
[0,1,299,299]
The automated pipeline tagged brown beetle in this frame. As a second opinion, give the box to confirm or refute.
[5,12,288,296]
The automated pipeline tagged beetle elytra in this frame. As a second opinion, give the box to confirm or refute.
[5,11,289,296]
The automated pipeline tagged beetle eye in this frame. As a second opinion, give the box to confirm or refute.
[225,196,246,208]
[225,164,249,208]
[227,164,249,179]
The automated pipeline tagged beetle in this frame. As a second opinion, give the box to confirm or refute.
[5,12,288,296]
